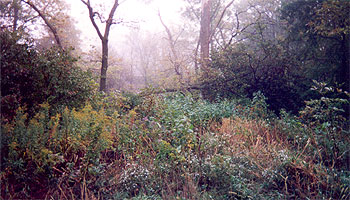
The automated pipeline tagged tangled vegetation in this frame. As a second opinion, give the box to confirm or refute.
[1,82,349,199]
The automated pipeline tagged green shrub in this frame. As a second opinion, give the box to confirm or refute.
[268,81,350,199]
[0,31,95,121]
[300,81,349,169]
[1,103,115,199]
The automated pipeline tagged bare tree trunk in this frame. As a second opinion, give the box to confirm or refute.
[100,39,108,91]
[194,40,200,74]
[81,0,119,92]
[13,0,19,31]
[200,0,211,78]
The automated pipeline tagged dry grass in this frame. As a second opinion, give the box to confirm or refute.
[217,118,287,169]
[213,117,327,198]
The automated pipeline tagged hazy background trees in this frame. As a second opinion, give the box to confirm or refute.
[1,0,348,114]
[192,0,349,113]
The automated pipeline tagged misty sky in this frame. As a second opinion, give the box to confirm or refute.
[65,0,185,49]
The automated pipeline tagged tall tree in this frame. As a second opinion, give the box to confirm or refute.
[281,0,350,90]
[199,0,212,78]
[183,0,252,75]
[80,0,120,92]
[308,0,350,90]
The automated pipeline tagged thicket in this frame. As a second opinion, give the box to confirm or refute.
[1,31,95,121]
[208,41,306,113]
[203,0,349,114]
[1,83,349,199]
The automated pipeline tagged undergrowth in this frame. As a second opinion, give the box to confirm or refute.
[1,82,349,199]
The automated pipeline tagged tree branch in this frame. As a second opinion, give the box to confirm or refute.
[158,11,183,80]
[185,1,201,21]
[210,0,235,40]
[22,0,63,49]
[80,0,104,40]
[104,0,119,39]
[140,75,247,96]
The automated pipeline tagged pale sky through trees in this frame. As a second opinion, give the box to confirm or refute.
[65,0,185,50]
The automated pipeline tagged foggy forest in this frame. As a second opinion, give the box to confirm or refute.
[1,0,349,199]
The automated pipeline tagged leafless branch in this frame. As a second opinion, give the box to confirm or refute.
[94,11,105,23]
[158,11,183,81]
[104,0,119,39]
[210,0,235,40]
[80,0,104,40]
[22,0,63,49]
[225,8,258,49]
[185,1,201,21]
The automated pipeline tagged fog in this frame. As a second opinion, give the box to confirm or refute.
[65,0,185,49]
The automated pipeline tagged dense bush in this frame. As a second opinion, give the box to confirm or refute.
[1,31,95,121]
[1,103,116,199]
[206,39,307,114]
